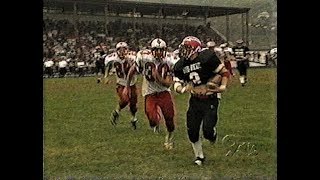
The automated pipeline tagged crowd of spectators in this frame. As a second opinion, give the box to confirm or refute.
[43,18,275,78]
[43,18,223,78]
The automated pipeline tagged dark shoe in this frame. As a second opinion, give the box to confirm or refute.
[131,118,138,130]
[110,110,119,126]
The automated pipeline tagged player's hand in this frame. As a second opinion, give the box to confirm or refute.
[184,83,193,93]
[207,85,226,93]
[191,85,208,95]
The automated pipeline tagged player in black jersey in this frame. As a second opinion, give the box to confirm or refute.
[232,39,250,86]
[173,36,230,165]
[95,50,106,83]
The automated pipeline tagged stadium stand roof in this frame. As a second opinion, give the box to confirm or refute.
[44,0,250,18]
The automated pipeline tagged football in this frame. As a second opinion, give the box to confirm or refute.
[206,74,222,89]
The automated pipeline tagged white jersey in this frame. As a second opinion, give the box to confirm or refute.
[225,47,233,53]
[77,61,86,68]
[58,60,68,68]
[44,60,54,68]
[166,52,180,66]
[135,49,175,96]
[104,52,137,86]
[270,48,277,59]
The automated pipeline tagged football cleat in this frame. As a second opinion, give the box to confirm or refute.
[194,157,205,166]
[110,110,119,126]
[131,117,138,130]
[153,125,160,133]
[164,133,174,150]
[164,142,174,150]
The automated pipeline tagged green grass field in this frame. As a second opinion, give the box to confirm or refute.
[44,68,277,179]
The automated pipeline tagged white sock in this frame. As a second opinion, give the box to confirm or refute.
[165,132,174,143]
[217,93,222,99]
[131,114,137,121]
[240,76,245,84]
[191,140,204,158]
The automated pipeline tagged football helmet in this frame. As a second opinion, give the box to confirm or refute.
[235,39,244,47]
[206,41,216,48]
[116,42,129,59]
[151,38,167,59]
[179,36,202,59]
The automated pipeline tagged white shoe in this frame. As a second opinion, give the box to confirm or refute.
[164,132,174,150]
[164,142,174,150]
[194,157,205,166]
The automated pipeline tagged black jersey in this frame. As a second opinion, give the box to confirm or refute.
[232,46,250,60]
[173,49,223,87]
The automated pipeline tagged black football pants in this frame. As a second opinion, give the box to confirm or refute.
[186,94,219,143]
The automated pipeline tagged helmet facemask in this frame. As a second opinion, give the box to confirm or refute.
[179,42,201,59]
[117,47,128,59]
[151,47,167,60]
[151,38,167,60]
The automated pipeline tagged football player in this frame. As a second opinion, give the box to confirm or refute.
[220,43,235,77]
[125,38,176,150]
[232,39,250,86]
[43,58,54,78]
[173,36,229,165]
[104,42,138,129]
[95,47,107,83]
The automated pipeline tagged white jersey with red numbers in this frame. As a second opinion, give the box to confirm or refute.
[135,49,175,96]
[104,52,137,86]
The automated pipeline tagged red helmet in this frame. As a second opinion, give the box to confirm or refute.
[179,36,202,59]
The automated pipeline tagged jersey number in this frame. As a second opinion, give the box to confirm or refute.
[189,72,201,85]
[144,62,169,82]
[114,61,130,78]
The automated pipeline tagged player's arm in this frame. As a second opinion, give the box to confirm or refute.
[104,60,113,78]
[103,59,114,84]
[173,77,193,94]
[152,69,173,88]
[172,66,193,94]
[122,59,140,100]
[126,64,138,87]
[207,64,229,93]
[126,52,143,87]
[244,47,250,60]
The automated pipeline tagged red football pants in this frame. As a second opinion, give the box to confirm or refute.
[144,91,175,132]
